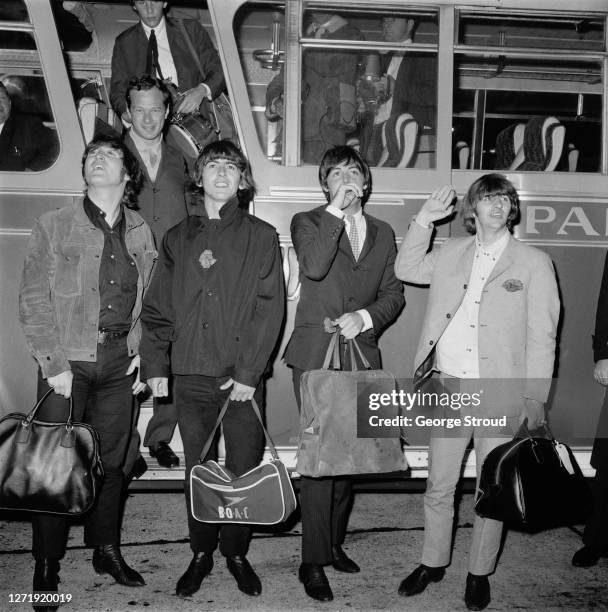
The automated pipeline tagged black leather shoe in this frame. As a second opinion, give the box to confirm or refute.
[92,545,145,587]
[298,563,333,602]
[331,545,360,573]
[149,441,180,468]
[176,552,213,597]
[226,555,262,596]
[33,559,60,611]
[464,573,491,611]
[572,546,600,568]
[129,454,148,480]
[398,564,445,597]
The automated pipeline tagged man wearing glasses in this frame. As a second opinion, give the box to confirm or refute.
[394,174,559,611]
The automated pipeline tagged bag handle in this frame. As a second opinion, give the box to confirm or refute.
[321,331,371,372]
[198,397,279,463]
[24,387,74,428]
[515,418,554,440]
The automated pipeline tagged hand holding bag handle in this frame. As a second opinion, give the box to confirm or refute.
[18,388,76,447]
[198,397,279,464]
[320,330,371,372]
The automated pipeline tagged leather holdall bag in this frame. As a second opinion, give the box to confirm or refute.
[190,398,296,525]
[0,388,104,515]
[296,332,407,477]
[475,421,591,530]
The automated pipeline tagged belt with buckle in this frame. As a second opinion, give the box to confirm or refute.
[97,329,129,345]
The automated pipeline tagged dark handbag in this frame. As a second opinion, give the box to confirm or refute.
[296,333,407,477]
[475,422,591,530]
[0,388,104,515]
[190,398,296,525]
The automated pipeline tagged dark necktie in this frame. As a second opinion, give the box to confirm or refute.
[145,29,164,80]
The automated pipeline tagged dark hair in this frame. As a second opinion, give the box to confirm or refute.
[126,74,172,112]
[318,146,372,204]
[192,140,256,207]
[81,136,144,210]
[461,172,520,234]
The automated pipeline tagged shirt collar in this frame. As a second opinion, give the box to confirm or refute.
[141,16,166,38]
[475,230,509,258]
[83,194,124,229]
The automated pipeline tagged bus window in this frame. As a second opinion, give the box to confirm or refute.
[0,28,60,172]
[237,3,439,168]
[453,11,605,173]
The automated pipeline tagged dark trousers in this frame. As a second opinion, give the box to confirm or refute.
[175,374,265,557]
[144,390,178,448]
[292,368,353,565]
[32,339,134,560]
[583,465,608,553]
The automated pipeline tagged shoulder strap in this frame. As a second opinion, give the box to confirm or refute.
[177,19,206,82]
[198,397,279,463]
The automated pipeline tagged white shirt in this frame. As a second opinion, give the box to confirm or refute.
[375,38,411,125]
[129,129,162,182]
[325,205,373,332]
[436,230,510,378]
[141,17,179,89]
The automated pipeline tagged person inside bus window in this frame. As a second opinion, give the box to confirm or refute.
[19,136,155,603]
[140,141,284,599]
[265,11,364,164]
[395,174,560,611]
[284,145,404,602]
[110,0,225,124]
[572,252,608,568]
[121,74,190,476]
[358,16,437,166]
[0,81,58,172]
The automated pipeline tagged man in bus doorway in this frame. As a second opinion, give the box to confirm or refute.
[395,174,560,610]
[19,136,156,601]
[285,145,404,602]
[110,0,225,124]
[123,74,190,474]
[140,141,284,598]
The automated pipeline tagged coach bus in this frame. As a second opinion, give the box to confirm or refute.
[1,0,607,481]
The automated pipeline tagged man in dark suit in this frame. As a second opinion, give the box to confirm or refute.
[122,74,190,472]
[284,145,404,602]
[110,0,225,123]
[360,17,437,166]
[0,82,57,172]
[572,251,608,567]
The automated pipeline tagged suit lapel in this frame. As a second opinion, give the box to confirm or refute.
[358,213,377,262]
[125,132,153,184]
[486,235,515,284]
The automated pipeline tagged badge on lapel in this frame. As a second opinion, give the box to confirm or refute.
[199,249,217,269]
[502,279,524,292]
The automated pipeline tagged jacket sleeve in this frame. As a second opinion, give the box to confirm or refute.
[139,232,177,380]
[110,35,130,117]
[291,210,345,281]
[524,251,560,402]
[18,218,69,379]
[593,251,608,362]
[234,231,285,387]
[187,20,225,98]
[394,220,439,284]
[365,230,404,333]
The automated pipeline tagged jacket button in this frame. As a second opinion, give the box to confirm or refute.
[153,216,160,221]
[202,322,209,329]
[446,313,451,318]
[429,340,434,345]
[464,284,468,289]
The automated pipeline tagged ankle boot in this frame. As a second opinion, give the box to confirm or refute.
[92,544,145,586]
[32,559,59,611]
